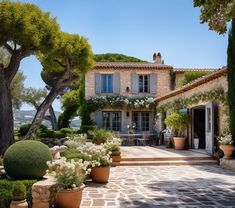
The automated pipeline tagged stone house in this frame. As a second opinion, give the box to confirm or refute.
[85,52,219,136]
[155,68,227,155]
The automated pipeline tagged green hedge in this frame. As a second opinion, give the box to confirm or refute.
[0,179,36,208]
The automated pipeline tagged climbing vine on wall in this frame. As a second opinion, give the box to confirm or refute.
[157,88,227,113]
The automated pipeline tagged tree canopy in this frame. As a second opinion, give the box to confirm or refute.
[94,53,146,62]
[194,0,235,34]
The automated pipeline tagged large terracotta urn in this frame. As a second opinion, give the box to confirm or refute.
[220,144,235,159]
[111,151,121,163]
[91,166,110,183]
[55,184,85,208]
[173,137,186,150]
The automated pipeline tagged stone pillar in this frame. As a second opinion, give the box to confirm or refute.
[32,176,57,208]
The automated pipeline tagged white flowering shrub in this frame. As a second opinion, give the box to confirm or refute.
[103,138,122,152]
[65,134,87,148]
[76,143,112,167]
[87,95,155,109]
[217,133,234,145]
[47,157,90,190]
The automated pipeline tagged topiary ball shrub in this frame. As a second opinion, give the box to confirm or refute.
[12,181,26,201]
[3,140,52,180]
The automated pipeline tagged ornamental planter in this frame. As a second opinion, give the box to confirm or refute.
[10,199,28,208]
[173,137,186,150]
[55,184,85,208]
[220,144,235,159]
[91,166,110,183]
[111,151,121,162]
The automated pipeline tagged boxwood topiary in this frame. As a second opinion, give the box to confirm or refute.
[12,181,26,201]
[3,140,52,179]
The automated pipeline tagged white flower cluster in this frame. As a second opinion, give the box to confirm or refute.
[47,157,90,190]
[217,133,234,145]
[102,138,122,152]
[65,134,87,148]
[89,96,155,109]
[76,142,112,167]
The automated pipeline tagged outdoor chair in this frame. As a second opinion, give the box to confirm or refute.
[137,131,150,146]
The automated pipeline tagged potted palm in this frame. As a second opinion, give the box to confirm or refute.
[164,112,190,150]
[217,133,235,159]
[103,138,122,162]
[47,157,90,208]
[10,182,28,208]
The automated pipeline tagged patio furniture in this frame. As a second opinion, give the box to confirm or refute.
[137,131,150,146]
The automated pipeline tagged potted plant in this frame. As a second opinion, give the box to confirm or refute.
[89,129,113,145]
[47,157,90,208]
[90,149,112,183]
[10,182,28,208]
[103,138,122,162]
[194,133,199,149]
[217,133,235,159]
[164,112,190,150]
[75,142,112,183]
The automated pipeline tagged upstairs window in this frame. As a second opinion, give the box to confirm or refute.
[138,75,150,93]
[102,74,113,93]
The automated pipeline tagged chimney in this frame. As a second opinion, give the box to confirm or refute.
[153,52,162,64]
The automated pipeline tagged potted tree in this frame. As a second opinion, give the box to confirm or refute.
[103,138,122,163]
[164,112,190,150]
[47,157,90,208]
[218,133,235,159]
[10,182,28,208]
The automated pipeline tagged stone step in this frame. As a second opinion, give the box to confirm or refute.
[121,156,215,162]
[112,159,218,166]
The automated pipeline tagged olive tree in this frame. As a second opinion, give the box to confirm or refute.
[0,1,60,154]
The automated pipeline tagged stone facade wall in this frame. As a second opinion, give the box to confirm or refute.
[85,69,171,98]
[157,74,228,146]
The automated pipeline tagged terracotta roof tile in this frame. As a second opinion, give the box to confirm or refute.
[95,62,173,70]
[173,68,219,72]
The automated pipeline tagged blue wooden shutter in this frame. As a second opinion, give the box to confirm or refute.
[113,72,120,93]
[94,111,103,128]
[150,73,157,94]
[95,72,101,94]
[131,72,138,94]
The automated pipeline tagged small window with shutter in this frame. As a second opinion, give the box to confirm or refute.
[101,74,113,93]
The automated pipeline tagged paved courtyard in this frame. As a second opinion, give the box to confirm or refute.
[82,165,235,208]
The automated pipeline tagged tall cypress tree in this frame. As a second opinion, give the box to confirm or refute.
[227,19,235,141]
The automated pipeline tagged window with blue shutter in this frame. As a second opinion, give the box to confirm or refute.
[101,74,113,93]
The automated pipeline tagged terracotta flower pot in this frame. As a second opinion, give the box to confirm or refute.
[55,184,85,208]
[173,137,186,150]
[220,144,235,159]
[91,166,110,183]
[111,151,121,162]
[10,199,28,208]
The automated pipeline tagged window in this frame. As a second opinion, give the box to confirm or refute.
[138,75,150,93]
[103,112,121,131]
[132,112,150,131]
[102,74,113,93]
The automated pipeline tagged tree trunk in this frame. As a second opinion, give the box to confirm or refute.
[227,19,235,141]
[0,66,14,155]
[25,88,61,139]
[49,105,58,130]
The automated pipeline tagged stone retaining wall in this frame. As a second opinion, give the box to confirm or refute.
[32,176,57,208]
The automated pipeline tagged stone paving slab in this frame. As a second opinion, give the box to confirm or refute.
[81,165,235,208]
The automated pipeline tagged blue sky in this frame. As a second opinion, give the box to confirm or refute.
[18,0,228,112]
